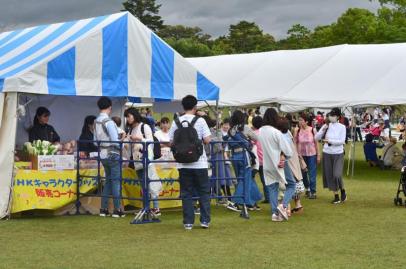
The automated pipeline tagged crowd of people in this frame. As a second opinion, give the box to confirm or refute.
[29,96,406,229]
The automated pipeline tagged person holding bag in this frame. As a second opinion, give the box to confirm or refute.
[315,108,347,204]
[258,108,292,222]
[295,113,320,199]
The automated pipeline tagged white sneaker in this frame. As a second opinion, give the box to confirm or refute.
[184,224,193,230]
[226,202,241,212]
[271,213,283,222]
[277,204,288,220]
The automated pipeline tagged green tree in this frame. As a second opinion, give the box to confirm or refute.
[227,21,276,53]
[374,0,406,10]
[159,25,211,44]
[165,38,213,57]
[331,8,379,44]
[122,0,163,32]
[278,24,312,49]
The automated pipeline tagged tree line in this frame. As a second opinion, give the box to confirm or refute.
[122,0,406,57]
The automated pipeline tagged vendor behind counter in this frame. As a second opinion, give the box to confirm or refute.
[29,107,60,143]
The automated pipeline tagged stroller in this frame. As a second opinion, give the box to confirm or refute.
[393,166,406,206]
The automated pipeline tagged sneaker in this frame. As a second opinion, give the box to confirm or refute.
[247,205,256,211]
[308,193,317,199]
[184,224,193,230]
[194,207,200,215]
[255,204,261,211]
[271,213,283,222]
[277,204,289,220]
[332,195,341,204]
[151,208,161,217]
[200,222,210,229]
[226,202,241,212]
[341,190,347,202]
[99,208,109,217]
[305,190,310,198]
[217,198,228,206]
[112,210,126,218]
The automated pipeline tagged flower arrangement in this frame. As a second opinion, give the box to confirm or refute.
[24,140,58,156]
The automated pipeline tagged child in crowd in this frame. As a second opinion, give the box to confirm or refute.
[220,119,233,202]
[112,116,125,140]
[363,133,384,167]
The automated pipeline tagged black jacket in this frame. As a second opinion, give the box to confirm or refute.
[78,131,98,153]
[29,124,60,143]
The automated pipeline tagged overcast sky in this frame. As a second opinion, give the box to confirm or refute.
[0,0,381,38]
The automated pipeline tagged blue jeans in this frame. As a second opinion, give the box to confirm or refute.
[101,153,121,210]
[266,163,296,215]
[179,169,211,225]
[283,163,296,208]
[302,155,317,194]
[267,183,279,215]
[253,166,269,202]
[231,152,262,205]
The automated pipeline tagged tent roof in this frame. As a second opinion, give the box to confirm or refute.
[0,12,219,100]
[188,43,406,107]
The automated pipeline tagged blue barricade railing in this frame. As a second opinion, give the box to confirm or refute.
[75,139,250,224]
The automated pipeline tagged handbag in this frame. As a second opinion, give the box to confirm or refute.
[295,180,305,195]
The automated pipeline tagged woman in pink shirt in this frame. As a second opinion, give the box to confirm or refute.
[295,114,320,199]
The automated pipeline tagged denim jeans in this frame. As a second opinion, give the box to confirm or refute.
[231,152,262,206]
[179,169,211,225]
[282,163,296,208]
[101,153,121,210]
[253,166,270,201]
[267,183,279,215]
[302,155,317,194]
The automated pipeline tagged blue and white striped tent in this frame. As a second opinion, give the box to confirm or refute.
[0,12,219,100]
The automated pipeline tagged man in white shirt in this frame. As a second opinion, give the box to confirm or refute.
[169,95,211,230]
[94,97,125,218]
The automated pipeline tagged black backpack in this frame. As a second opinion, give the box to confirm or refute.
[171,116,203,163]
[141,123,162,160]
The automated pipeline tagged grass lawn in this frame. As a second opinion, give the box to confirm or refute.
[1,143,405,269]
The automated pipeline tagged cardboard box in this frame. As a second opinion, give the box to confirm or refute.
[31,155,75,171]
[14,162,32,170]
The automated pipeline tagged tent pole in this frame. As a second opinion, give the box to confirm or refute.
[351,108,356,177]
[346,107,351,177]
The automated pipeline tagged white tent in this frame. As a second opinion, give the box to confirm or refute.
[188,43,406,108]
[0,12,219,218]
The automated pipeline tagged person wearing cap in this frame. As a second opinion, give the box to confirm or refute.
[315,108,347,204]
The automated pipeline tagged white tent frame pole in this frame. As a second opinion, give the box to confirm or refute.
[345,107,356,178]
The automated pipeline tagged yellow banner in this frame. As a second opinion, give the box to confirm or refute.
[12,166,181,213]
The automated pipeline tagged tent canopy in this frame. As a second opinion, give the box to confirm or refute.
[0,12,219,101]
[188,43,406,108]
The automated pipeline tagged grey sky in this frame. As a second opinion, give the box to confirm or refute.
[0,0,381,38]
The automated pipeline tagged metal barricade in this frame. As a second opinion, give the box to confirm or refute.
[75,140,250,224]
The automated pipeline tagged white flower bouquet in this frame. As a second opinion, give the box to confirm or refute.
[24,140,58,156]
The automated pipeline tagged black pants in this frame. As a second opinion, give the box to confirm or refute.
[179,168,211,225]
[355,127,362,142]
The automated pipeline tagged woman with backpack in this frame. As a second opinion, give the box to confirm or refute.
[295,113,320,199]
[224,110,262,212]
[124,108,162,215]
